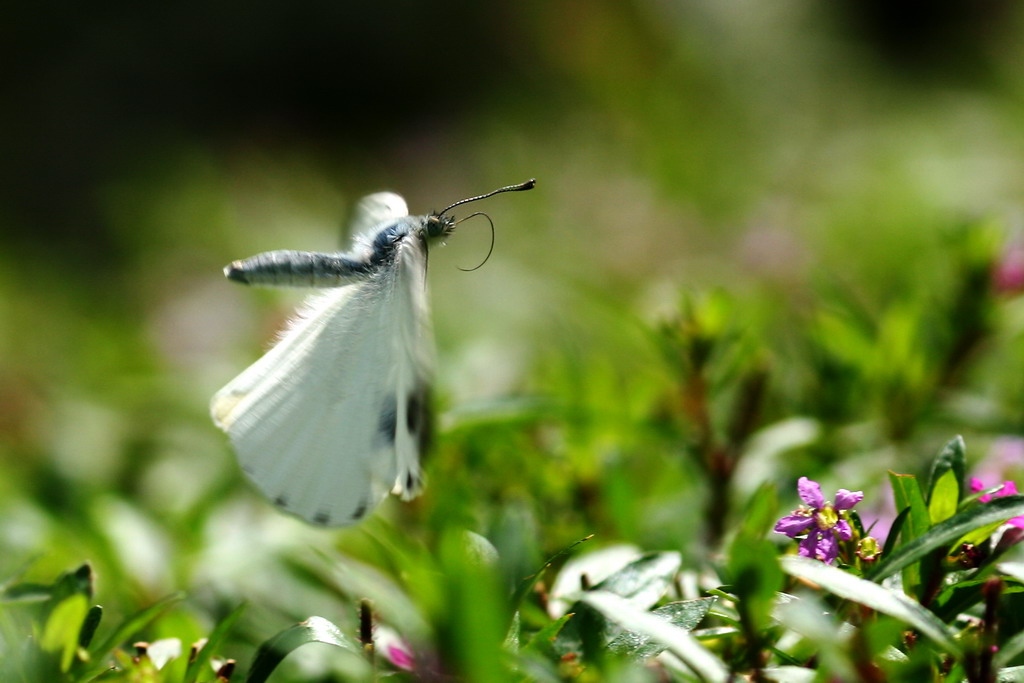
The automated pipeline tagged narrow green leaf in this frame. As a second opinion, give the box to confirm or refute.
[1,582,53,604]
[523,613,575,659]
[995,628,1024,668]
[78,605,103,648]
[928,470,959,525]
[245,616,360,683]
[504,610,521,652]
[871,496,1024,582]
[759,666,816,682]
[607,598,716,659]
[888,473,929,541]
[46,564,94,610]
[512,535,594,608]
[880,506,910,559]
[956,520,1005,549]
[888,472,928,594]
[927,436,966,505]
[995,665,1024,682]
[781,556,960,655]
[40,593,88,672]
[184,602,246,683]
[582,591,729,682]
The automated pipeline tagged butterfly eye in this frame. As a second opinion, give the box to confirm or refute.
[425,215,453,238]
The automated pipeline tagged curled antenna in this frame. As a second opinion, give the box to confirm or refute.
[439,178,536,216]
[455,212,495,272]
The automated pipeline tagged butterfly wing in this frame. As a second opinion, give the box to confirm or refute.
[211,226,431,526]
[347,192,409,244]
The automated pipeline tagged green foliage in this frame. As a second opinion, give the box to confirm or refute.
[5,216,1024,681]
[7,13,1024,677]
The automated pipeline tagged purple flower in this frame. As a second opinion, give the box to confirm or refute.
[970,478,1024,529]
[775,477,864,564]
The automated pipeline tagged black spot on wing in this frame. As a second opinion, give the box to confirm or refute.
[313,510,331,526]
[273,495,289,509]
[352,500,368,520]
[406,392,420,434]
[378,396,397,444]
[412,385,433,455]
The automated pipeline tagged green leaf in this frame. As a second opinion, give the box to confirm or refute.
[78,605,103,648]
[588,552,682,607]
[928,469,959,525]
[523,613,575,659]
[995,627,1024,669]
[512,534,594,608]
[183,602,246,683]
[871,496,1024,582]
[956,520,1005,549]
[504,610,521,652]
[773,593,856,679]
[889,473,929,541]
[1,582,54,604]
[553,552,681,657]
[50,564,94,603]
[581,591,729,682]
[781,556,960,655]
[245,616,360,683]
[995,665,1024,681]
[607,598,716,659]
[927,436,966,506]
[887,472,929,595]
[40,593,88,672]
[727,484,783,637]
[758,666,816,682]
[880,506,910,559]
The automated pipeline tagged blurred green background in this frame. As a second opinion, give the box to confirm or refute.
[5,0,1024,678]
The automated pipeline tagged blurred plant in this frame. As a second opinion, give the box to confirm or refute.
[800,221,1005,441]
[992,238,1024,295]
[659,290,769,543]
[46,436,1005,682]
[0,563,238,682]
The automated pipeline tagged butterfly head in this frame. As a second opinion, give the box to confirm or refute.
[424,213,457,240]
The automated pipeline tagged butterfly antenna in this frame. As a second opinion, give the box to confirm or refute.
[439,178,536,216]
[455,212,495,271]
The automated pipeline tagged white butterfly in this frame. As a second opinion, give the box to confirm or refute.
[211,180,535,526]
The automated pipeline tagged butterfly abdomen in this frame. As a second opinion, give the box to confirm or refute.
[224,250,375,287]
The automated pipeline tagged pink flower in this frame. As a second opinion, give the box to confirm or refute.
[993,242,1024,294]
[386,644,415,671]
[775,477,864,564]
[374,625,416,672]
[970,478,1024,529]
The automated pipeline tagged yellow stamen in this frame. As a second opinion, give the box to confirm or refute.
[815,503,837,530]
